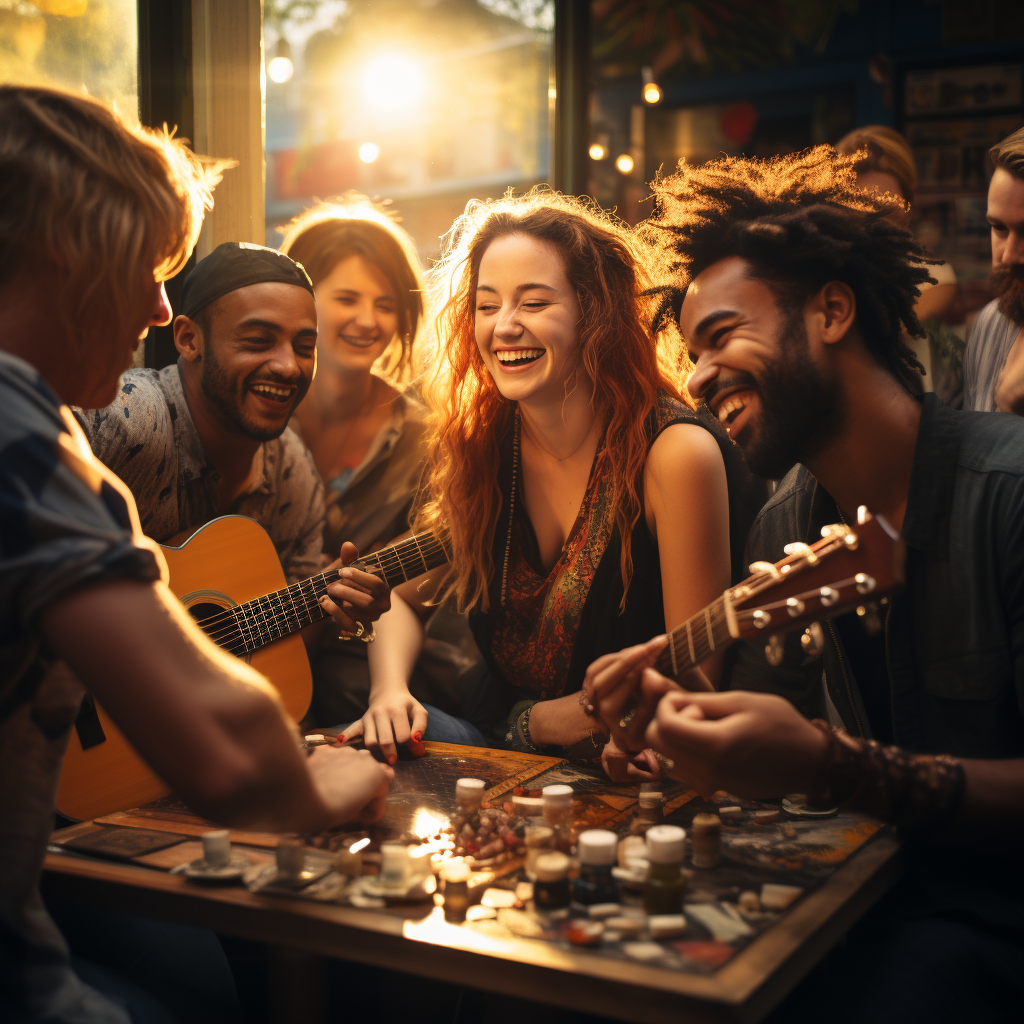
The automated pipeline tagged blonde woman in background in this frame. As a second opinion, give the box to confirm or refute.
[280,198,480,727]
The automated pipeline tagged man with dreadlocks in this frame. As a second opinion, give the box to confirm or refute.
[584,146,1024,1022]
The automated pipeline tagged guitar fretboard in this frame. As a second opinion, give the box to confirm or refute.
[196,532,450,657]
[654,595,732,680]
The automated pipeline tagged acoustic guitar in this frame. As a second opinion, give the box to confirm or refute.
[650,506,904,682]
[57,515,450,820]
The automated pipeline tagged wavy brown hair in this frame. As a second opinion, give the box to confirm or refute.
[0,85,223,342]
[278,194,424,384]
[416,189,689,613]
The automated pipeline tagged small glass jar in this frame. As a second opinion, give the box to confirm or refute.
[455,778,485,816]
[523,824,555,881]
[542,784,574,852]
[690,812,722,869]
[572,829,619,908]
[441,859,471,923]
[533,851,571,911]
[637,790,664,826]
[643,825,687,915]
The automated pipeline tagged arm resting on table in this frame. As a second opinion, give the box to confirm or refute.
[42,578,391,832]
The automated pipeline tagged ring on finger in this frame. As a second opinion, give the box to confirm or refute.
[618,707,637,729]
[578,688,596,715]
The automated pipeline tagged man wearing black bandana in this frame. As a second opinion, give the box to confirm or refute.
[79,242,387,631]
[963,127,1024,416]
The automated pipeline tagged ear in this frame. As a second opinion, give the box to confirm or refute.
[173,315,203,362]
[808,281,856,346]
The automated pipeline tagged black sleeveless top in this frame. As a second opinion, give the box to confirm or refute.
[469,393,758,703]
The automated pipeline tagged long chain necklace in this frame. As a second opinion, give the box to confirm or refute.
[500,411,520,607]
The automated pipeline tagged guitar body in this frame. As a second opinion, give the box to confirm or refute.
[56,516,313,821]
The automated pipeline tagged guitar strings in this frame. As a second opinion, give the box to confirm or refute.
[195,535,449,639]
[191,536,449,651]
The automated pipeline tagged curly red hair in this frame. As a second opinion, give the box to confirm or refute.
[416,189,690,612]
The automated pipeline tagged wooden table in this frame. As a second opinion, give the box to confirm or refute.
[44,744,901,1024]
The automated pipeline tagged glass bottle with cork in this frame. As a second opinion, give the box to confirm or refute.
[643,824,687,914]
[572,829,619,909]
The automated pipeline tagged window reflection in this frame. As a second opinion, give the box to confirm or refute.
[0,0,138,120]
[265,0,554,259]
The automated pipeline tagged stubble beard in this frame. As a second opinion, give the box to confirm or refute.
[740,313,845,480]
[200,345,290,443]
[992,263,1024,327]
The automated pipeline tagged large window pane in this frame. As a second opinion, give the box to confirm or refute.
[0,0,138,120]
[265,0,554,260]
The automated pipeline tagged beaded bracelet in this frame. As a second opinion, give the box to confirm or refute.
[807,719,966,833]
[505,699,539,753]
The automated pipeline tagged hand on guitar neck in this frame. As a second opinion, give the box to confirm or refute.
[318,540,392,638]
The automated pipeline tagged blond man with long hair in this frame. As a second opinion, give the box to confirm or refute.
[0,85,392,1023]
[340,191,733,778]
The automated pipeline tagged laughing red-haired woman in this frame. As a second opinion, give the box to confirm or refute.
[342,191,731,780]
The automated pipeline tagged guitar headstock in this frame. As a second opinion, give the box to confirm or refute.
[724,507,905,654]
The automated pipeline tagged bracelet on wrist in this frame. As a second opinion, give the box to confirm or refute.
[807,719,966,833]
[505,699,539,753]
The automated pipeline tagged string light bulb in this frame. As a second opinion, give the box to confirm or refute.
[589,143,607,161]
[641,66,661,105]
[615,153,634,175]
[358,142,380,164]
[268,37,294,84]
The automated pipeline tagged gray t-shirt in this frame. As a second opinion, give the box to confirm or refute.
[962,300,1021,412]
[78,362,326,582]
[0,350,163,1023]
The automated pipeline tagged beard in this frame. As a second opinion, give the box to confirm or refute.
[992,263,1024,326]
[714,313,844,480]
[200,345,296,443]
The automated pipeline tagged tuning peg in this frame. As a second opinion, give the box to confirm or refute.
[819,587,839,607]
[748,560,781,578]
[800,622,825,658]
[821,523,859,549]
[783,542,818,564]
[786,597,805,617]
[855,573,876,594]
[751,609,771,629]
[765,634,784,666]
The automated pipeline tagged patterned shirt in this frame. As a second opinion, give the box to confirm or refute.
[78,362,326,583]
[0,350,163,1023]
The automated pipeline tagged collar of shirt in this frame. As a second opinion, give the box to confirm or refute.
[902,393,960,561]
[338,392,413,491]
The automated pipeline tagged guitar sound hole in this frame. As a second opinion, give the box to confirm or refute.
[188,601,229,637]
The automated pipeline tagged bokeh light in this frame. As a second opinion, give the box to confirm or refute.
[588,142,607,160]
[643,82,662,105]
[615,153,634,175]
[358,142,381,163]
[362,54,422,111]
[268,56,294,84]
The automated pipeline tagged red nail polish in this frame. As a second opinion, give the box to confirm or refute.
[412,732,422,742]
[336,734,345,743]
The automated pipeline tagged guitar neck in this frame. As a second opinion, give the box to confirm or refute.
[211,531,450,657]
[653,595,733,680]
